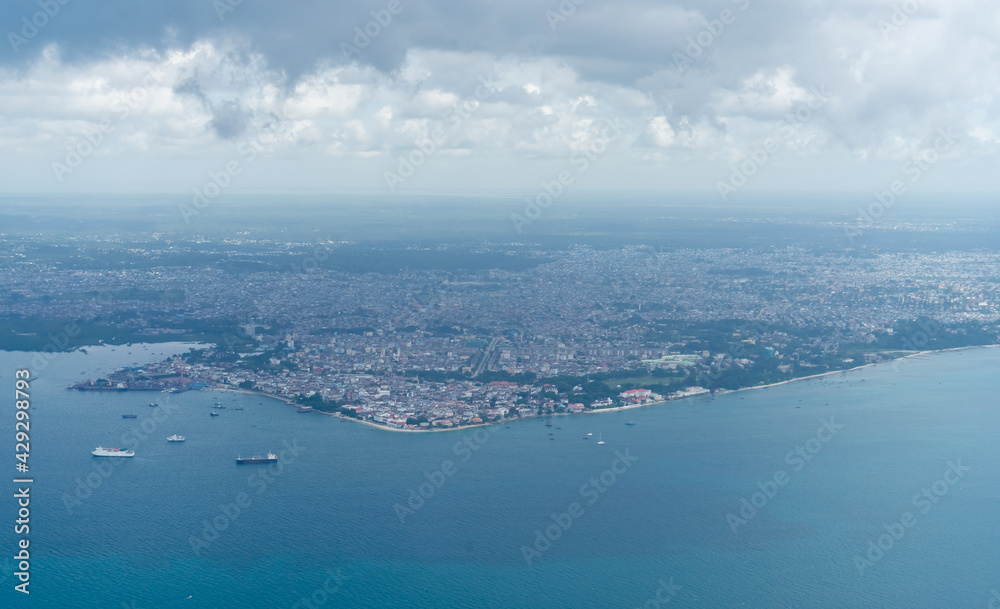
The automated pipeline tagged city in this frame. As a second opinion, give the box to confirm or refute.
[4,233,997,431]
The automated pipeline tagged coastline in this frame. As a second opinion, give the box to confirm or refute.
[212,386,498,433]
[208,344,1000,433]
[213,387,298,406]
[730,344,1000,395]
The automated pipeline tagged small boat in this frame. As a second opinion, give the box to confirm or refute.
[597,434,605,445]
[545,420,552,427]
[167,435,186,442]
[587,432,593,436]
[149,403,158,407]
[210,412,220,417]
[297,407,314,413]
[235,406,244,410]
[625,421,636,426]
[122,414,138,419]
[93,447,135,458]
[236,452,278,465]
[213,404,226,409]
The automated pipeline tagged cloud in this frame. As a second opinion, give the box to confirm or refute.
[1,0,999,193]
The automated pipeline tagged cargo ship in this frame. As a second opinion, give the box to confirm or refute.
[92,447,135,457]
[236,452,278,465]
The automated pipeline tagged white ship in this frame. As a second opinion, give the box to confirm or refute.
[167,435,186,442]
[92,447,135,457]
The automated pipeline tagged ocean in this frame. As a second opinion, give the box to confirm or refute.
[2,343,999,608]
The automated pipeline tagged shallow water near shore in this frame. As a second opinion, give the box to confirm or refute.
[1,343,999,608]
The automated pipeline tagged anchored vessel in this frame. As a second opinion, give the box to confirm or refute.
[236,452,278,465]
[167,435,186,442]
[92,447,135,457]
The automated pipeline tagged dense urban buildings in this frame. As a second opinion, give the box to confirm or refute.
[4,235,998,430]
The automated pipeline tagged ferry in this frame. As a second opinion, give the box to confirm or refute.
[167,435,186,442]
[236,452,278,465]
[92,447,135,458]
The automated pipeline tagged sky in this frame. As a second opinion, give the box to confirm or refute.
[0,0,998,199]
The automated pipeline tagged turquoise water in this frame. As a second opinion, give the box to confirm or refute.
[2,344,999,608]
